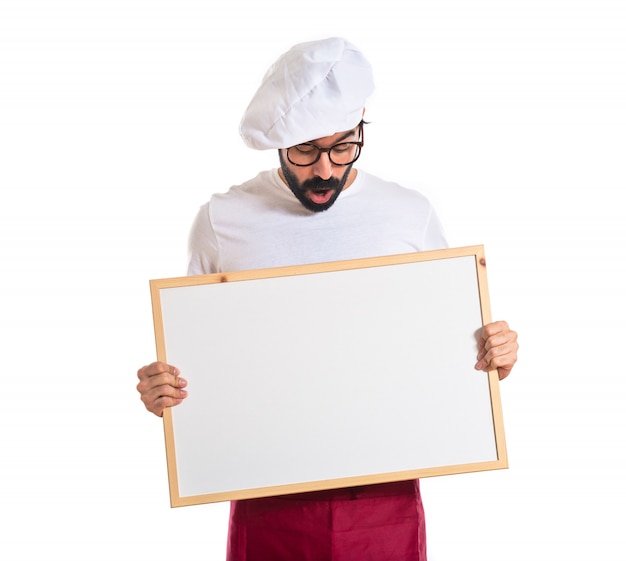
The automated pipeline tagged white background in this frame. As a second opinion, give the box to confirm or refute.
[1,1,624,559]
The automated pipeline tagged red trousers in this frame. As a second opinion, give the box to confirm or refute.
[226,480,427,561]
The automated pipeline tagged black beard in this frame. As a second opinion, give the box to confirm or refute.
[279,152,353,213]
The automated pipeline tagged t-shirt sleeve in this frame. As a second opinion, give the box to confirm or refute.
[422,203,449,251]
[187,202,221,275]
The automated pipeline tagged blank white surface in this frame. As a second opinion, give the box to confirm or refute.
[159,255,498,499]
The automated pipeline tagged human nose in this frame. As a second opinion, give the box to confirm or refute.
[311,150,334,180]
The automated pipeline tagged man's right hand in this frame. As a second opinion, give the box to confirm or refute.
[136,361,188,417]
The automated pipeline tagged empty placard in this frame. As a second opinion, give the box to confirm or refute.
[150,246,507,507]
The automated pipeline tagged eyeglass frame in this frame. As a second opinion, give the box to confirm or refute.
[285,121,365,167]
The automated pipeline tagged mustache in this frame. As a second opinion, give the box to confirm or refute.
[298,176,343,192]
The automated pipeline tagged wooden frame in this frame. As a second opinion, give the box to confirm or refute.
[150,245,507,507]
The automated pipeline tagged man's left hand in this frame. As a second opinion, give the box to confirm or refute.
[475,320,518,380]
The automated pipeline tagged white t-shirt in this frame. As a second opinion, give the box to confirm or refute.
[187,168,447,275]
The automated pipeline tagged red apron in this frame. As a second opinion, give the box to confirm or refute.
[226,479,427,561]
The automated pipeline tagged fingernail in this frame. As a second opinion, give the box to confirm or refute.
[178,377,187,387]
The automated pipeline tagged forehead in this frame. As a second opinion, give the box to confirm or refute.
[306,126,358,146]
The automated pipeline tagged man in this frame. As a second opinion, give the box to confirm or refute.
[137,37,518,561]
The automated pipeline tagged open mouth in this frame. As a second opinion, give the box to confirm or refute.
[307,188,335,205]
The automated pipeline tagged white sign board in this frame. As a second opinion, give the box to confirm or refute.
[150,246,507,507]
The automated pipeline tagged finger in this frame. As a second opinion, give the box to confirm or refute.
[475,340,518,375]
[484,346,517,370]
[136,362,187,417]
[482,333,517,358]
[478,320,512,345]
[145,395,186,417]
[140,382,188,417]
[136,371,187,399]
[477,322,517,354]
[137,361,180,381]
[137,362,184,395]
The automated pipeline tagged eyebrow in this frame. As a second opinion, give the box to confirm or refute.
[335,129,358,143]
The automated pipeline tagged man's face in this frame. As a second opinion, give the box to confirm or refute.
[278,126,361,213]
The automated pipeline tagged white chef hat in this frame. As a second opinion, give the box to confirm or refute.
[239,37,375,150]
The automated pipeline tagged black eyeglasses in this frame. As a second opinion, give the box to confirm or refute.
[286,122,364,167]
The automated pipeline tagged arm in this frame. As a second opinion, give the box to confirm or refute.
[137,203,217,416]
[475,320,518,381]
